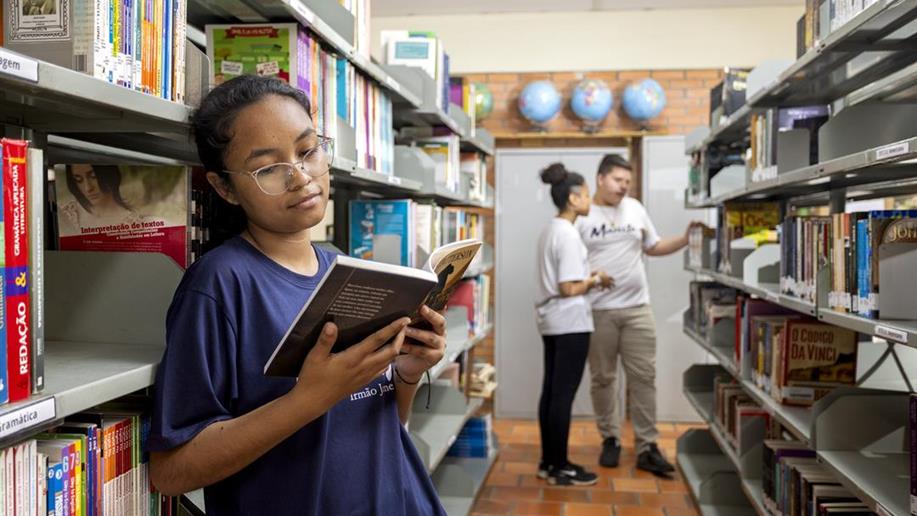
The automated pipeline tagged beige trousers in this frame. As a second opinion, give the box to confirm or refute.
[589,304,659,454]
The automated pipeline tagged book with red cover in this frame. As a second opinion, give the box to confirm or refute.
[1,139,31,402]
[447,280,476,330]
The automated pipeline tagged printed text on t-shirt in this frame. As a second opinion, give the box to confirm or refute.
[590,223,636,238]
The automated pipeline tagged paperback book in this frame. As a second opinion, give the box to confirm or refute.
[264,239,482,377]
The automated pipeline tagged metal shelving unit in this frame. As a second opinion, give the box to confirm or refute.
[818,308,917,346]
[748,0,917,108]
[460,129,496,157]
[686,136,917,208]
[0,342,163,448]
[186,0,421,107]
[683,318,815,444]
[677,429,758,516]
[0,51,193,160]
[2,1,498,515]
[704,105,753,149]
[682,4,917,514]
[812,389,909,516]
[433,447,499,516]
[411,394,484,473]
[686,266,816,316]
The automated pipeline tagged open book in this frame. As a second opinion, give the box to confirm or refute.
[264,239,482,377]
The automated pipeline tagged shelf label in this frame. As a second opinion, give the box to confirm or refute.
[0,48,39,83]
[751,166,778,183]
[875,142,910,160]
[0,397,55,440]
[386,175,402,185]
[291,2,317,24]
[766,291,780,303]
[385,76,401,92]
[875,324,908,344]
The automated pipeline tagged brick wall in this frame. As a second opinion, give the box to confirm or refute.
[463,68,722,376]
[462,69,723,137]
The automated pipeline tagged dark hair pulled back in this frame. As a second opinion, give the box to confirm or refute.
[540,163,586,210]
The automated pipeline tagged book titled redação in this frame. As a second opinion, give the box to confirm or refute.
[264,239,482,377]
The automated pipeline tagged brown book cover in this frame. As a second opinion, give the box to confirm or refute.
[776,321,857,406]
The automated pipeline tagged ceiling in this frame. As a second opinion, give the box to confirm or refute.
[372,0,802,17]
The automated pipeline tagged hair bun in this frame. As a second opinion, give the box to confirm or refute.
[540,163,568,185]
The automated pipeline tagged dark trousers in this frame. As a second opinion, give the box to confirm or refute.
[538,332,591,469]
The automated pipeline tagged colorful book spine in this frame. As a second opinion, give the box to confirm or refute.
[1,139,31,403]
[48,462,63,516]
[0,141,7,405]
[172,0,187,103]
[162,0,173,100]
[27,148,43,394]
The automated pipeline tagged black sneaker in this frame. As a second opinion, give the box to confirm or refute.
[599,437,621,468]
[547,463,598,486]
[637,443,676,476]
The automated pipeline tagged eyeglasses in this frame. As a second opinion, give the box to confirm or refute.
[223,136,335,196]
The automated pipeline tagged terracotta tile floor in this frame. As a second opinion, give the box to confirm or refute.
[470,419,706,516]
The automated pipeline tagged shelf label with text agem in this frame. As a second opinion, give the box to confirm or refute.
[0,48,39,83]
[0,397,55,440]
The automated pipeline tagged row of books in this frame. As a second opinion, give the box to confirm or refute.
[826,211,917,320]
[746,107,829,182]
[446,415,493,459]
[400,130,463,193]
[747,312,857,406]
[449,77,478,133]
[1,401,177,516]
[713,374,769,450]
[705,366,868,515]
[3,0,187,103]
[382,31,451,112]
[718,202,780,276]
[207,23,394,175]
[828,0,881,33]
[687,281,737,337]
[796,0,880,56]
[779,215,830,304]
[349,199,486,269]
[0,140,43,405]
[736,290,858,407]
[449,276,491,336]
[400,128,490,195]
[688,281,860,407]
[709,68,749,128]
[763,440,870,516]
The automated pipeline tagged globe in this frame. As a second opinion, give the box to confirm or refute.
[571,79,613,128]
[518,81,562,127]
[622,79,667,122]
[473,82,494,120]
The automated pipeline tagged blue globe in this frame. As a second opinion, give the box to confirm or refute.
[622,79,667,122]
[571,79,613,124]
[518,81,562,126]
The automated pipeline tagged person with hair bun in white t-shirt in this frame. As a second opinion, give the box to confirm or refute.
[534,163,613,487]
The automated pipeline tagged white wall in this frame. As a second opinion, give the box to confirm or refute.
[372,7,803,73]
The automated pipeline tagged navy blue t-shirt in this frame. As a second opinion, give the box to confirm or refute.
[149,237,446,515]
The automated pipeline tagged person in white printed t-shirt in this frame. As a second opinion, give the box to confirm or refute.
[534,163,613,487]
[575,154,704,477]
